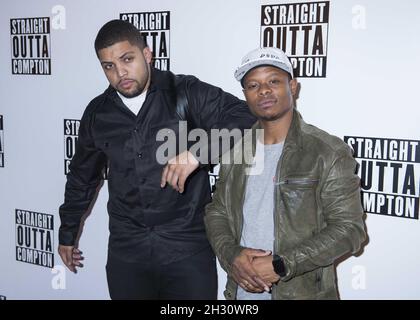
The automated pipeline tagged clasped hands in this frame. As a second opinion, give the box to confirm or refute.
[232,248,281,293]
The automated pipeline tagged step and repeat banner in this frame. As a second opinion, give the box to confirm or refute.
[0,0,419,300]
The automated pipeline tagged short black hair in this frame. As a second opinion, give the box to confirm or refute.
[94,19,147,55]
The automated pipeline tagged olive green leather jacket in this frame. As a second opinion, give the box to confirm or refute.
[204,110,366,300]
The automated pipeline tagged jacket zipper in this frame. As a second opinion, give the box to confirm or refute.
[238,174,248,240]
[275,178,319,186]
[271,146,289,300]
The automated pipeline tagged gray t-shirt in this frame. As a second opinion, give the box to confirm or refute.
[237,140,284,300]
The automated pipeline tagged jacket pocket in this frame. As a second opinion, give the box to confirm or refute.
[276,178,319,187]
[94,132,132,169]
[275,177,319,238]
[276,177,319,205]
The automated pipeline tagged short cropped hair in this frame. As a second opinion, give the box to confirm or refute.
[94,19,147,55]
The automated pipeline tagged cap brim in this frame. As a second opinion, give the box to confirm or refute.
[234,59,293,81]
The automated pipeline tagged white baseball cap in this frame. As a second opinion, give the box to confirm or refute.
[234,47,294,85]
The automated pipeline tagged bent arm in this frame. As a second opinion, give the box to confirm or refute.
[186,78,256,166]
[279,147,367,281]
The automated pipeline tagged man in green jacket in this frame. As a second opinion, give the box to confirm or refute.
[204,47,366,300]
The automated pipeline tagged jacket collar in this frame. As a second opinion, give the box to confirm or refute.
[284,109,304,151]
[148,67,173,91]
[102,66,174,112]
[228,109,303,209]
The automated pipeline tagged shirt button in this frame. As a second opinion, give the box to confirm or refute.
[133,127,138,133]
[137,152,143,158]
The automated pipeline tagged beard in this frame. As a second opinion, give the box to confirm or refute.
[117,65,150,98]
[117,81,144,98]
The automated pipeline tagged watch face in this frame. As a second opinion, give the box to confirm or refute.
[273,256,286,277]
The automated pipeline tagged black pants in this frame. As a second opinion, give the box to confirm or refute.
[106,246,218,300]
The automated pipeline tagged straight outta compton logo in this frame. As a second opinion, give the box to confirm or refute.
[345,136,420,220]
[261,1,329,77]
[15,209,54,268]
[10,17,51,75]
[209,165,220,196]
[120,11,170,70]
[64,119,80,175]
[0,115,4,167]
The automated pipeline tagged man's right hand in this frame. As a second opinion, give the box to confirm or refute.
[58,245,84,273]
[231,248,272,293]
[160,150,200,193]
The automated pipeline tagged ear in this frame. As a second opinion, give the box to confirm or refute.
[142,47,153,64]
[289,79,298,97]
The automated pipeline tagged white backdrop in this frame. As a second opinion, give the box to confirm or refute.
[1,0,419,300]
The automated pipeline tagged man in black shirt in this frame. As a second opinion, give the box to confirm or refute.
[58,19,255,299]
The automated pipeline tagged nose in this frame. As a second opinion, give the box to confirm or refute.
[115,64,127,78]
[258,82,272,96]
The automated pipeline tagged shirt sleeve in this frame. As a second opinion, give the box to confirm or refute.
[184,77,256,166]
[58,106,107,246]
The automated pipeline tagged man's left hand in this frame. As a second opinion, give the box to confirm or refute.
[252,255,281,284]
[161,150,199,193]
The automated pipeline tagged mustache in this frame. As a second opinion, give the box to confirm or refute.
[118,78,136,85]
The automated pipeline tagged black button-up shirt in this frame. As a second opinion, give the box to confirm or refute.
[59,68,256,264]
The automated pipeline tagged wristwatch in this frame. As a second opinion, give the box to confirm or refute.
[272,254,287,277]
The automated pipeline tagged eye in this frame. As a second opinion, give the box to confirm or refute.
[269,79,281,85]
[103,64,113,70]
[124,56,133,62]
[245,83,259,90]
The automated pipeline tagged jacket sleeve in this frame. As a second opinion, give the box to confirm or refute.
[184,77,256,165]
[279,146,367,282]
[58,106,107,246]
[204,163,245,274]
